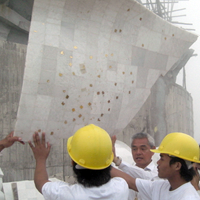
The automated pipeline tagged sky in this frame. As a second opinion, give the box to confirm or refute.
[173,0,200,142]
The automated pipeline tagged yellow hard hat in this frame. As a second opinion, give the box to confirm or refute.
[151,132,200,163]
[67,124,114,170]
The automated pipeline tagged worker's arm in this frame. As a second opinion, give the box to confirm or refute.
[110,166,138,191]
[29,132,51,193]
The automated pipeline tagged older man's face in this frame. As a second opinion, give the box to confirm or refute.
[131,138,155,169]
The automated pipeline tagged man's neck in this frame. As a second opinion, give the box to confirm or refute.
[136,161,152,169]
[168,176,187,191]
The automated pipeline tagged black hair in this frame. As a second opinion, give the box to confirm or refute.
[169,156,196,182]
[73,162,111,187]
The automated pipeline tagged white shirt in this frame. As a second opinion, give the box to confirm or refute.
[118,161,158,200]
[42,177,129,200]
[119,160,158,180]
[136,179,200,200]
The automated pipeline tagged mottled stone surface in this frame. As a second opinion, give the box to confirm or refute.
[14,0,197,143]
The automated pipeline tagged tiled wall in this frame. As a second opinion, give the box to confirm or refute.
[14,0,197,143]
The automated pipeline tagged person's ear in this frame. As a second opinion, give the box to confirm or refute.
[174,162,182,171]
[71,159,75,166]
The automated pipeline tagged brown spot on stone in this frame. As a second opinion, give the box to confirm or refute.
[72,108,75,112]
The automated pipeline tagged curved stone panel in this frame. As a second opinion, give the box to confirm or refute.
[14,0,198,142]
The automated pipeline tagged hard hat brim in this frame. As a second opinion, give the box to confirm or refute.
[150,149,200,164]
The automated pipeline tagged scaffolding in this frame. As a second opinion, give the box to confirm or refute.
[139,0,195,31]
[138,0,197,90]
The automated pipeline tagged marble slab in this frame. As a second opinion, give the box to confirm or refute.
[14,0,198,143]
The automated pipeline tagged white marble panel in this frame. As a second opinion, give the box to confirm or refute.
[21,80,39,95]
[28,22,45,44]
[146,69,160,89]
[23,66,41,83]
[16,94,36,120]
[45,34,60,47]
[33,0,50,9]
[14,0,198,142]
[50,0,65,8]
[25,43,43,68]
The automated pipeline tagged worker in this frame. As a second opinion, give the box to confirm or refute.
[111,132,200,200]
[112,132,158,199]
[29,124,129,200]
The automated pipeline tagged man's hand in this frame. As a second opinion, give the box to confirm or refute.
[29,132,51,193]
[111,135,122,166]
[29,132,51,162]
[0,131,24,152]
[191,163,200,190]
[111,135,117,157]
